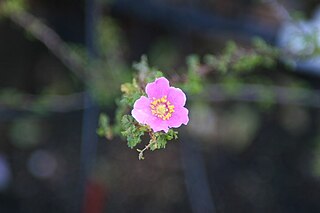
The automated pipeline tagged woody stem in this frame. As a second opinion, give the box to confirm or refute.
[138,132,157,160]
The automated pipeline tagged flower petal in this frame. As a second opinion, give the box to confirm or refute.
[146,77,170,99]
[131,96,152,124]
[168,106,189,128]
[167,87,186,107]
[148,118,170,133]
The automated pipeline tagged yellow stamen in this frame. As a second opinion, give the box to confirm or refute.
[150,95,175,120]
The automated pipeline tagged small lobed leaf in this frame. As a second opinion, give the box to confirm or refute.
[151,129,179,151]
[121,115,146,148]
[120,78,144,107]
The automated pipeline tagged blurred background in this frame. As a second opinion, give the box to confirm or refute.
[1,0,320,213]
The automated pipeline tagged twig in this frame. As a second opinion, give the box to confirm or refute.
[202,83,320,108]
[7,10,88,83]
[0,92,85,112]
[137,131,157,160]
[0,82,319,113]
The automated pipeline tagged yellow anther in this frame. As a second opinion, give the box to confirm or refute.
[160,95,167,103]
[150,95,175,120]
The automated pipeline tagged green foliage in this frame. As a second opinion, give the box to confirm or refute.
[112,76,145,135]
[232,53,264,72]
[68,17,131,106]
[133,55,164,84]
[221,76,243,96]
[252,37,279,67]
[58,17,131,107]
[120,78,144,107]
[87,62,130,106]
[148,38,179,70]
[150,129,178,151]
[204,41,237,74]
[97,18,125,59]
[204,38,279,74]
[96,113,113,140]
[120,115,146,148]
[182,55,203,94]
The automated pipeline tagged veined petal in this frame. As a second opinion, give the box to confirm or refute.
[131,96,152,124]
[167,87,186,107]
[168,106,189,128]
[146,77,170,99]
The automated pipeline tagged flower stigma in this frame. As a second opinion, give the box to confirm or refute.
[150,95,175,120]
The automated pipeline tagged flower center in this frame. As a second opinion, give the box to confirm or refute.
[150,95,175,120]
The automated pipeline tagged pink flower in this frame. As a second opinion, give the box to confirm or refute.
[132,77,189,132]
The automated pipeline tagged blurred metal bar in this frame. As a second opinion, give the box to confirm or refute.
[111,0,276,43]
[79,94,99,213]
[78,0,100,212]
[181,134,216,213]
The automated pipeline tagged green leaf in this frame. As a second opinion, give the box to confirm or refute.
[120,78,143,107]
[150,129,179,151]
[120,115,146,148]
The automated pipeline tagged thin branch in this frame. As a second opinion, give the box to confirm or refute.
[7,10,88,83]
[0,92,85,113]
[201,83,320,108]
[137,131,156,160]
[0,83,319,113]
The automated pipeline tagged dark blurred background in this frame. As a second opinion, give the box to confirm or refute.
[1,0,320,213]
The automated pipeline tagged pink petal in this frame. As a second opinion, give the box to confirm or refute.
[167,87,186,107]
[146,77,170,99]
[168,106,189,128]
[131,96,153,124]
[148,118,170,133]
